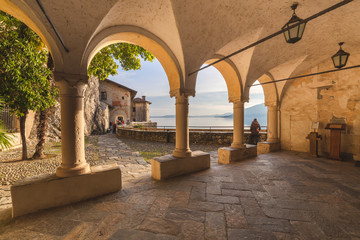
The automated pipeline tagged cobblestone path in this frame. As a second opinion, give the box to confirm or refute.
[96,134,151,183]
[1,136,360,239]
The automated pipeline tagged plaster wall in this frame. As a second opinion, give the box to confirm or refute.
[280,60,360,158]
[134,102,150,122]
[99,82,132,123]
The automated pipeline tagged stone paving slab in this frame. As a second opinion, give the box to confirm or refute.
[0,135,360,239]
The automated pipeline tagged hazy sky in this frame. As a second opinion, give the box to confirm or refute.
[108,58,264,116]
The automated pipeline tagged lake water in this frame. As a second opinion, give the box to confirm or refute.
[151,117,245,129]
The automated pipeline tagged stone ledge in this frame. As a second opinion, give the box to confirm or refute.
[11,164,122,217]
[257,141,281,155]
[151,151,210,180]
[354,154,360,167]
[218,145,257,164]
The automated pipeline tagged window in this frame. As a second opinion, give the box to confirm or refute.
[100,91,107,100]
[122,96,125,100]
[133,107,136,112]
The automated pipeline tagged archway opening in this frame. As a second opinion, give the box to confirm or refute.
[191,65,231,129]
[87,41,173,130]
[244,80,267,133]
[0,10,58,160]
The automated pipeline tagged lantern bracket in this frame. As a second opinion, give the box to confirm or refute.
[291,3,299,12]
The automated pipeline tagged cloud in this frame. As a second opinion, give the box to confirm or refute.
[108,59,265,116]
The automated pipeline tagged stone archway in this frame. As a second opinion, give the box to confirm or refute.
[203,56,244,149]
[0,1,63,70]
[81,25,184,96]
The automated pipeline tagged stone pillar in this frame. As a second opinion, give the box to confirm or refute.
[231,100,245,148]
[54,72,91,177]
[173,94,192,158]
[266,105,279,142]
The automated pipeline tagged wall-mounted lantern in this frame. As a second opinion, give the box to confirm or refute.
[282,3,306,44]
[332,42,350,68]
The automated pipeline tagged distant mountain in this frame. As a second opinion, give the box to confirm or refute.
[151,103,267,126]
[244,103,267,126]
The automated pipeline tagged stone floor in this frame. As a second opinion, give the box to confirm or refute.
[0,136,360,239]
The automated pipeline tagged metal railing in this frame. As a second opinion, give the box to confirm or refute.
[0,107,16,131]
[145,125,267,133]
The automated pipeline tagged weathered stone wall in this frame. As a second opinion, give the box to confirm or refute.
[130,122,157,128]
[29,76,108,143]
[117,128,266,145]
[280,57,360,159]
[84,77,109,135]
[99,80,132,124]
[134,102,148,122]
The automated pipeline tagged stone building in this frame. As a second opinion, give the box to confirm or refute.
[2,0,360,221]
[132,96,151,122]
[99,79,137,125]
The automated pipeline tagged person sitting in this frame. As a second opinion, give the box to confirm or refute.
[249,118,261,145]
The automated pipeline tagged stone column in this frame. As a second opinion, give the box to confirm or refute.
[173,94,192,158]
[266,105,279,142]
[231,100,245,148]
[54,72,91,177]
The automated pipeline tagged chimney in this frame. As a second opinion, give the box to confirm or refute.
[142,96,145,101]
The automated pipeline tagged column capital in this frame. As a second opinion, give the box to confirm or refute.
[228,96,241,103]
[242,97,250,103]
[264,101,278,108]
[54,72,89,97]
[233,100,244,109]
[170,88,195,98]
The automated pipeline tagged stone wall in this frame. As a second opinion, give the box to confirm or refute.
[280,56,360,159]
[117,128,266,145]
[84,77,109,135]
[29,76,108,143]
[130,122,157,128]
[99,80,132,124]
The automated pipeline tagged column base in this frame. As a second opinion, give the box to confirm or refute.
[56,162,91,177]
[354,154,360,167]
[172,149,192,158]
[218,145,257,164]
[230,142,246,149]
[11,164,121,217]
[151,151,210,180]
[257,141,281,155]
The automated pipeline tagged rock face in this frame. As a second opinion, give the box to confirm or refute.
[29,76,108,142]
[83,76,109,136]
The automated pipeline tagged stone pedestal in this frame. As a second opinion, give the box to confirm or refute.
[257,141,281,155]
[151,151,210,180]
[11,164,121,217]
[354,154,360,167]
[218,145,257,164]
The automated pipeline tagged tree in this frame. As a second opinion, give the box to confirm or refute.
[88,43,155,81]
[0,11,154,160]
[0,97,13,150]
[0,11,58,160]
[32,54,56,159]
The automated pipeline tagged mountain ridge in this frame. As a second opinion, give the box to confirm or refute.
[151,103,267,126]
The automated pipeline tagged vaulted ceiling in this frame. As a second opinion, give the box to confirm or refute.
[1,0,359,100]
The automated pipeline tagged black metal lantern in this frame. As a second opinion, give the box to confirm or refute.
[282,3,306,44]
[332,42,350,69]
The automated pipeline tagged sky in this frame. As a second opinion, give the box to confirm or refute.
[108,58,265,116]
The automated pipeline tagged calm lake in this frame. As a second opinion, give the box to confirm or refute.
[150,117,261,129]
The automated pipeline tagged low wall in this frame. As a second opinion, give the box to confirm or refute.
[130,122,157,128]
[117,128,267,145]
